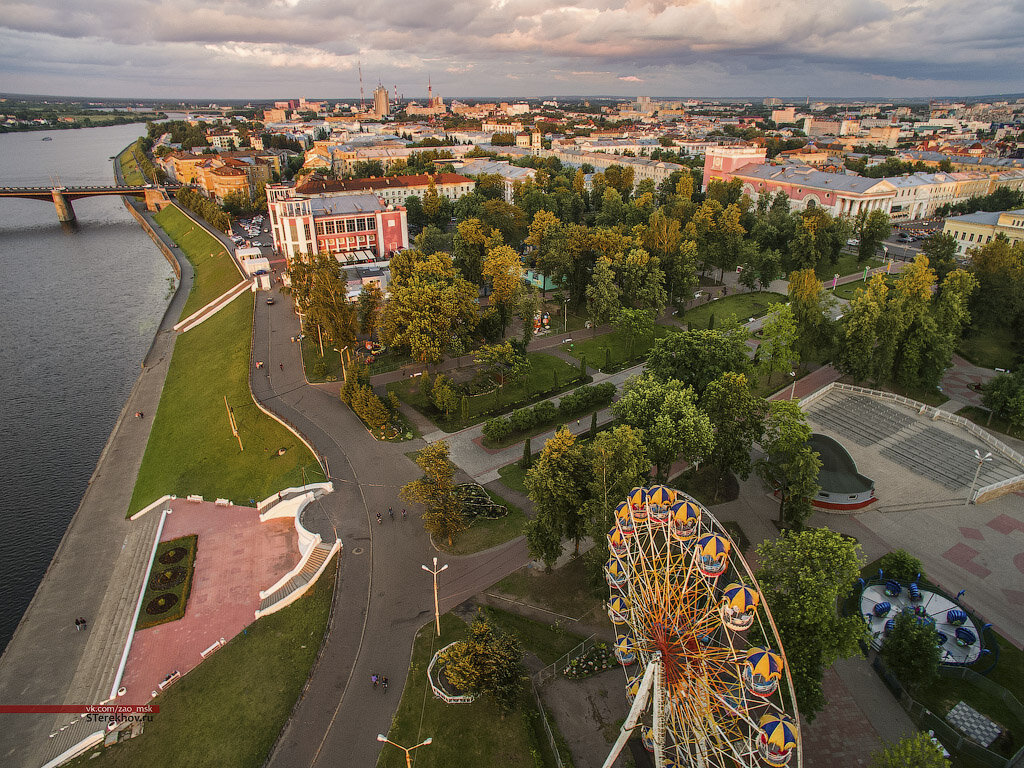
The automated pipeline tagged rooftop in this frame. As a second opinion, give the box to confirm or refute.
[307,193,385,215]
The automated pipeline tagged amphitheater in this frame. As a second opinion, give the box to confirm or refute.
[803,384,1024,510]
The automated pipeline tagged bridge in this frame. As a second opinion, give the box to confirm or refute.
[0,185,174,222]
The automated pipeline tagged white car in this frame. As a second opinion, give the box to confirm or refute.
[847,238,859,246]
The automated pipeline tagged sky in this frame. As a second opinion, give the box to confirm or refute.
[1,0,1022,101]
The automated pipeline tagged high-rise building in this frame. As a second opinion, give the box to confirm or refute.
[372,85,390,119]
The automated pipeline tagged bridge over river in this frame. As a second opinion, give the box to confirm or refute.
[0,185,175,222]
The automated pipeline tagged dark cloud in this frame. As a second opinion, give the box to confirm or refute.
[0,0,1020,97]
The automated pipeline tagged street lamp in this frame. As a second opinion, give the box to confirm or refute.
[563,296,570,333]
[966,450,993,505]
[421,557,448,637]
[788,370,797,400]
[377,734,433,768]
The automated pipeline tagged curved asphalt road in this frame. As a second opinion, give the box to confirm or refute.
[250,287,529,767]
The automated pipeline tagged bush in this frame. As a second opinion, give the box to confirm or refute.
[509,408,535,433]
[312,358,330,379]
[483,417,512,443]
[557,382,617,419]
[533,400,557,423]
[879,550,925,584]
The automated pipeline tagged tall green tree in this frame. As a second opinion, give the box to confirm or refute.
[440,613,524,714]
[483,244,525,334]
[401,441,467,546]
[881,612,941,695]
[838,274,890,382]
[585,256,620,335]
[758,303,800,385]
[787,268,835,359]
[920,231,959,285]
[645,327,749,398]
[756,400,821,529]
[614,308,655,361]
[617,248,668,312]
[613,374,714,481]
[756,529,867,720]
[357,283,383,338]
[701,372,766,497]
[525,428,593,566]
[474,341,530,389]
[858,209,890,262]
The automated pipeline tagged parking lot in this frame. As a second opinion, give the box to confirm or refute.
[230,213,273,255]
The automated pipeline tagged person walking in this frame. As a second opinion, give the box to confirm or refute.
[401,508,407,520]
[376,511,382,525]
[381,676,389,692]
[79,617,87,631]
[74,618,82,631]
[279,363,284,372]
[371,674,378,688]
[388,507,394,522]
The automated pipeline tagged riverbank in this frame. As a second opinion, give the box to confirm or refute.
[0,190,193,767]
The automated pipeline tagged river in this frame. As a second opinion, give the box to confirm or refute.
[0,123,174,654]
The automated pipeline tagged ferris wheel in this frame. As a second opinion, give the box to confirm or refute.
[602,485,801,768]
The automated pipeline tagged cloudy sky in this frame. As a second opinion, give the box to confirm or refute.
[1,0,1021,100]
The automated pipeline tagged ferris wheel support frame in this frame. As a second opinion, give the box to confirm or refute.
[600,654,660,768]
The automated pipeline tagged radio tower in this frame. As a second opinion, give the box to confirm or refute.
[358,61,365,112]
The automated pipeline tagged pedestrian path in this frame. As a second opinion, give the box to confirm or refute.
[172,278,251,333]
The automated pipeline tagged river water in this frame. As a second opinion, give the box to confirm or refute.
[0,123,174,654]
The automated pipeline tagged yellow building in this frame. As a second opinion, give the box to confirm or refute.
[942,208,1024,255]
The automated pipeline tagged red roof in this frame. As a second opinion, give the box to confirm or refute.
[295,173,472,195]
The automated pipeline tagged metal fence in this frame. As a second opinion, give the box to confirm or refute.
[872,657,1024,767]
[534,634,598,687]
[529,677,566,768]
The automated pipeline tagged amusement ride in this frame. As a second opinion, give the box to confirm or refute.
[602,485,802,768]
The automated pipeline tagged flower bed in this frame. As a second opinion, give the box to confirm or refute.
[563,642,614,679]
[137,534,197,631]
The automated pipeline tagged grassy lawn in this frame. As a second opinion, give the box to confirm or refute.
[442,488,528,556]
[117,145,145,186]
[378,614,562,768]
[498,461,529,495]
[154,204,241,320]
[388,352,582,433]
[492,555,605,622]
[71,559,336,768]
[831,273,896,301]
[127,297,322,515]
[683,291,786,330]
[959,323,1017,371]
[956,405,1023,440]
[814,253,882,281]
[565,323,680,371]
[667,465,739,507]
[482,606,586,665]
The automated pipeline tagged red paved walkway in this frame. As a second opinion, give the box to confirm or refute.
[802,668,884,767]
[119,499,298,703]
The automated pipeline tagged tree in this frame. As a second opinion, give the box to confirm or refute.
[881,612,941,694]
[618,248,668,312]
[521,437,532,469]
[431,374,459,418]
[968,235,1024,329]
[414,224,451,255]
[838,274,890,382]
[382,250,479,364]
[788,269,835,358]
[480,199,528,247]
[401,441,468,546]
[921,232,959,285]
[756,529,867,720]
[357,283,383,338]
[878,549,925,584]
[758,303,799,385]
[702,373,766,496]
[982,368,1024,435]
[870,734,950,768]
[288,252,358,356]
[858,209,890,262]
[525,210,562,293]
[614,308,654,361]
[482,244,524,333]
[517,286,541,349]
[613,374,714,481]
[453,218,488,284]
[440,613,524,713]
[525,428,593,566]
[756,400,821,529]
[475,341,530,389]
[645,328,749,398]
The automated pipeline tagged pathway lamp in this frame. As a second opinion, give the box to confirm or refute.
[966,449,992,505]
[421,557,448,637]
[377,734,432,768]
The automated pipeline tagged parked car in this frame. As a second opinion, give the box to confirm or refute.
[896,232,914,242]
[847,238,860,246]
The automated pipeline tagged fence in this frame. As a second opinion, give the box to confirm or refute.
[802,381,1024,502]
[534,634,598,687]
[529,677,566,768]
[872,656,1024,767]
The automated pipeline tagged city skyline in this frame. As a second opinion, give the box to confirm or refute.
[1,0,1022,100]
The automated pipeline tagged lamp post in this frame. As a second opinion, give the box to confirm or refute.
[377,735,432,768]
[563,296,570,333]
[421,557,448,636]
[966,450,993,505]
[788,370,797,400]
